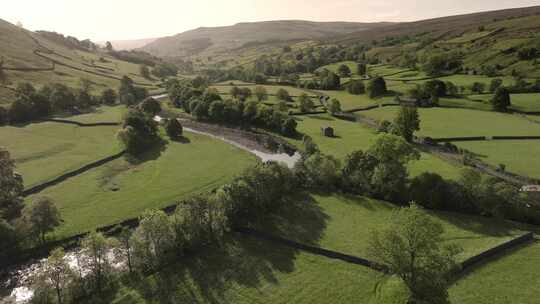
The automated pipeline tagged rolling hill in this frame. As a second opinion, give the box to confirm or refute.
[140,20,392,58]
[0,19,160,104]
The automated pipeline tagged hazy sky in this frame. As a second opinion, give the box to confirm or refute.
[2,0,540,41]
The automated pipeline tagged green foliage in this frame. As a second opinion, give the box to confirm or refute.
[392,106,420,142]
[276,88,291,101]
[0,147,24,220]
[165,118,183,138]
[369,204,462,304]
[139,97,161,116]
[367,77,387,98]
[139,65,151,79]
[117,109,160,154]
[337,64,351,77]
[298,93,315,112]
[328,98,341,114]
[22,196,61,244]
[491,87,511,112]
[100,89,117,105]
[254,86,268,101]
[346,79,365,95]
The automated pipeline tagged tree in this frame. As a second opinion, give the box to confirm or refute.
[392,106,420,142]
[37,248,74,304]
[0,147,24,220]
[139,65,151,79]
[409,173,451,210]
[491,87,511,112]
[328,98,341,114]
[298,93,315,112]
[281,117,297,136]
[23,197,61,244]
[357,63,367,75]
[347,80,365,95]
[139,97,161,116]
[50,84,75,111]
[230,86,241,99]
[131,209,176,271]
[81,231,113,293]
[165,118,183,138]
[116,227,133,273]
[367,77,387,98]
[117,109,160,154]
[254,86,268,102]
[369,204,461,304]
[100,88,117,105]
[0,107,7,125]
[276,88,291,101]
[338,64,351,77]
[368,134,420,202]
[489,78,503,93]
[470,82,485,94]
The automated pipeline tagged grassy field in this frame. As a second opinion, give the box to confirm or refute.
[449,240,540,304]
[257,194,528,262]
[289,114,462,180]
[360,107,540,138]
[108,235,386,304]
[62,105,127,123]
[368,65,410,77]
[317,90,397,111]
[468,93,540,112]
[26,130,257,238]
[316,61,358,74]
[457,140,540,179]
[0,122,122,188]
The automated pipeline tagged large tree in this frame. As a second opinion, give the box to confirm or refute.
[338,64,352,77]
[392,106,420,142]
[367,77,387,98]
[23,197,62,244]
[491,87,511,112]
[0,147,24,220]
[369,204,461,304]
[36,248,73,304]
[81,231,114,293]
[254,86,268,102]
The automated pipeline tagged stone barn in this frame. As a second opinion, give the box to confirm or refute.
[321,126,334,137]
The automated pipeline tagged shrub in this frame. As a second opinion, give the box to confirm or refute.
[165,118,183,138]
[347,80,365,95]
[367,77,387,98]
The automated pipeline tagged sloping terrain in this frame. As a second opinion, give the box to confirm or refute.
[140,20,391,58]
[0,19,160,103]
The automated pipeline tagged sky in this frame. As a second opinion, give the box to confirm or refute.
[2,0,540,41]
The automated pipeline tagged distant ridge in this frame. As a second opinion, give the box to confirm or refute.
[140,20,392,58]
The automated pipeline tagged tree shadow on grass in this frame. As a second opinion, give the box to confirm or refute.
[427,209,526,238]
[170,136,191,144]
[255,191,330,247]
[138,235,300,304]
[125,139,168,166]
[307,115,333,121]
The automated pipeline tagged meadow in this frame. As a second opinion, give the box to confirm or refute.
[0,121,122,188]
[256,194,528,262]
[449,241,540,304]
[288,114,462,180]
[359,107,540,138]
[26,130,257,238]
[468,93,540,112]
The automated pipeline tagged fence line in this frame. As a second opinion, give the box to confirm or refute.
[44,118,120,127]
[235,227,388,272]
[22,150,126,196]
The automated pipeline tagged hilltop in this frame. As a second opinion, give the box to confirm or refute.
[140,20,391,58]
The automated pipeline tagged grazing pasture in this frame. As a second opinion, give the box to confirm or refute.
[359,107,540,138]
[469,93,540,112]
[457,140,540,179]
[258,194,528,261]
[25,130,257,238]
[288,114,462,179]
[0,121,122,188]
[449,241,540,304]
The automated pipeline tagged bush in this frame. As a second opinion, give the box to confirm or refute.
[347,80,365,95]
[165,118,183,138]
[367,77,387,98]
[100,89,117,104]
[117,109,160,154]
[409,173,451,210]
